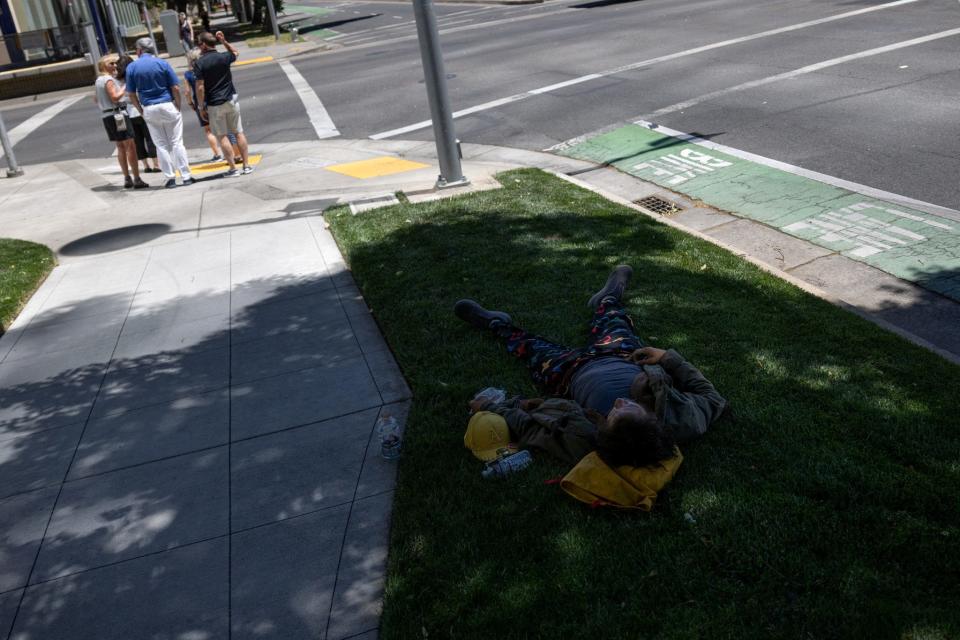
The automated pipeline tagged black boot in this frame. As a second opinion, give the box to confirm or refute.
[588,265,633,308]
[454,299,512,330]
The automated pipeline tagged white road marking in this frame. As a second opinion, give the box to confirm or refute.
[369,0,926,139]
[628,120,960,222]
[336,12,487,44]
[372,20,414,31]
[278,59,340,139]
[444,7,495,18]
[530,75,602,94]
[0,94,85,161]
[348,5,577,52]
[641,28,960,120]
[783,200,948,258]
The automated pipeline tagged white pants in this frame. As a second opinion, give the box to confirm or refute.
[142,102,192,180]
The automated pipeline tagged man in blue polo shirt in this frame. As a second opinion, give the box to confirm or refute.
[126,37,194,188]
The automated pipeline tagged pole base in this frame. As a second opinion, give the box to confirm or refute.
[5,168,24,178]
[435,175,470,190]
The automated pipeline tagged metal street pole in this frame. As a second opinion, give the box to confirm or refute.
[66,0,81,26]
[139,1,159,55]
[0,112,24,178]
[81,22,102,60]
[104,0,124,52]
[265,0,280,40]
[412,0,468,189]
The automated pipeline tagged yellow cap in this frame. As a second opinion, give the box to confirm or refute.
[464,411,515,461]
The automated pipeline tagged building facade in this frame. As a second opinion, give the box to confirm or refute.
[0,0,145,69]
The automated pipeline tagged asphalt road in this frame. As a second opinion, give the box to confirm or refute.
[2,0,958,210]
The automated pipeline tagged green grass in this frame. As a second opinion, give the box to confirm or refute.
[0,238,55,334]
[241,31,296,48]
[326,169,960,640]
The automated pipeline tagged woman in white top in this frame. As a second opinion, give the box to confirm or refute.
[93,54,147,189]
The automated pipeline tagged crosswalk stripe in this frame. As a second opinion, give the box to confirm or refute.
[0,94,85,161]
[278,59,340,140]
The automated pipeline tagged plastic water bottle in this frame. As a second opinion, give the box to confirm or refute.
[378,415,401,460]
[481,450,533,479]
[473,387,507,406]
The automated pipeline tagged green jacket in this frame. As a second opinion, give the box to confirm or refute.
[478,350,726,463]
[640,349,727,443]
[481,397,601,465]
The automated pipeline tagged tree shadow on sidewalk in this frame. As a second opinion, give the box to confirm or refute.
[0,268,392,639]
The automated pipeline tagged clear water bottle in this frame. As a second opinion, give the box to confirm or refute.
[378,415,401,460]
[481,449,532,479]
[473,387,507,406]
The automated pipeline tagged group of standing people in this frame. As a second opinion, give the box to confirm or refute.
[93,27,251,189]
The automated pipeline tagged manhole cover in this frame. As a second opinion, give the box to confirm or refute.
[635,195,683,215]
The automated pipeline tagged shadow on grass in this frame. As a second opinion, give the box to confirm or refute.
[327,168,960,639]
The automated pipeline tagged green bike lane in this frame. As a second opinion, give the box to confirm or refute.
[554,123,960,302]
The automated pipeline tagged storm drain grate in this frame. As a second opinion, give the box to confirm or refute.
[635,195,684,215]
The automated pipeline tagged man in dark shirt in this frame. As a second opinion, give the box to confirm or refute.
[194,30,252,177]
[455,265,728,467]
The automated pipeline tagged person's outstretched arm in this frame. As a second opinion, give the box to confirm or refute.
[216,31,239,59]
[480,397,598,465]
[632,346,727,441]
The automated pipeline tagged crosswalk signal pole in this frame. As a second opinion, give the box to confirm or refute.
[265,0,280,40]
[138,1,159,55]
[104,0,124,52]
[412,0,468,189]
[0,112,24,178]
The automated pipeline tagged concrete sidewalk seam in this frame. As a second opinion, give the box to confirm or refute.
[3,249,153,634]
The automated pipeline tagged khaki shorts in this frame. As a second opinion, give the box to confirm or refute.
[207,97,243,137]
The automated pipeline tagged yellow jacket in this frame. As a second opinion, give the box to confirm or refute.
[560,448,683,510]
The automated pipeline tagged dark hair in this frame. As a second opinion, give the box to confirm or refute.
[115,54,134,81]
[595,413,675,468]
[199,31,218,48]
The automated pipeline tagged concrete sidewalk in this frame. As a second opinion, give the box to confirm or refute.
[1,135,958,639]
[0,138,586,640]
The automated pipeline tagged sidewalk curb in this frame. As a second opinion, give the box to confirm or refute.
[1,135,956,365]
[300,138,960,365]
[550,169,960,366]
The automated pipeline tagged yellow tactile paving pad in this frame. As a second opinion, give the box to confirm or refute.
[234,56,274,67]
[325,156,431,179]
[189,154,263,175]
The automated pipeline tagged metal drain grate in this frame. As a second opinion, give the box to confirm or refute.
[635,195,683,215]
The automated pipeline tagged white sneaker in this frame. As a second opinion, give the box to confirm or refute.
[225,169,241,178]
[241,166,254,175]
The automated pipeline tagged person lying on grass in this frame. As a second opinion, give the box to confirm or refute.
[456,265,728,468]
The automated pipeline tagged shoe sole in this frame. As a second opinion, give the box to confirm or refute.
[453,299,512,330]
[588,265,633,308]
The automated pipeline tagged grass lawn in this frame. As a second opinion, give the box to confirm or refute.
[0,238,55,334]
[327,169,960,639]
[241,31,296,48]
